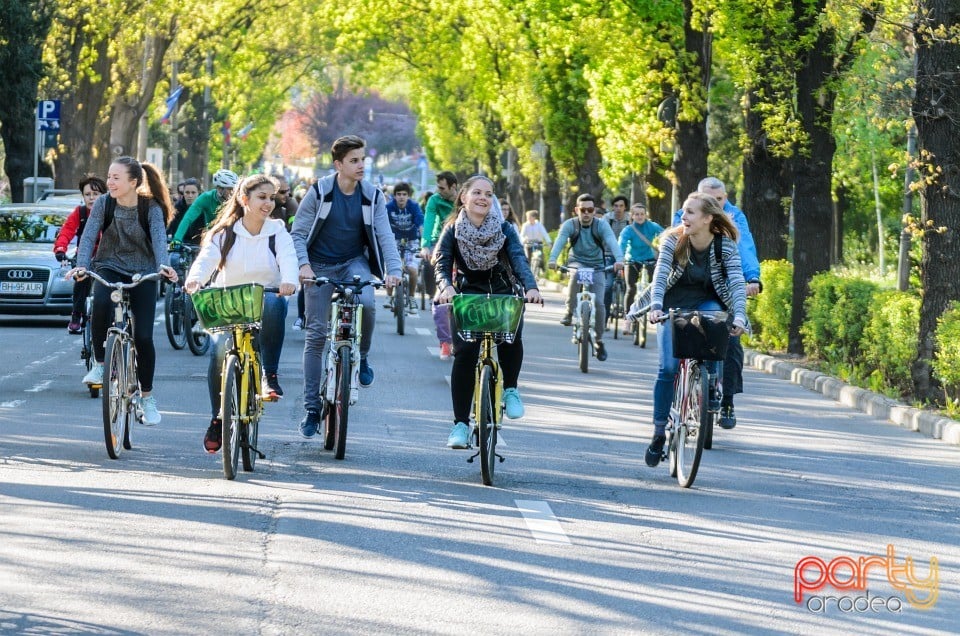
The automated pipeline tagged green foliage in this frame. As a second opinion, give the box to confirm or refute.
[801,271,880,366]
[745,260,792,351]
[932,302,960,406]
[861,290,920,397]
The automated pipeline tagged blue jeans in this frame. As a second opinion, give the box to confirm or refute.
[303,257,376,413]
[206,292,287,418]
[652,299,723,426]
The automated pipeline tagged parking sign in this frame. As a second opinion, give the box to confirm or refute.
[37,100,61,131]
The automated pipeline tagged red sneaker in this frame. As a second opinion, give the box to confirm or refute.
[439,342,452,360]
[204,418,222,453]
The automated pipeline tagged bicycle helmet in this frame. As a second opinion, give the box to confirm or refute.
[211,169,239,189]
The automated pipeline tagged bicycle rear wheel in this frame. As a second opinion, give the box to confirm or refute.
[578,303,591,373]
[478,364,498,486]
[333,346,352,460]
[220,354,242,480]
[612,280,624,340]
[242,361,261,472]
[102,334,129,459]
[418,259,428,310]
[395,277,407,335]
[676,363,708,488]
[82,312,98,397]
[164,289,187,350]
[185,295,211,356]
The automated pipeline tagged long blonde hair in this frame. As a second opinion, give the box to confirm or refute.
[204,174,278,271]
[666,192,739,268]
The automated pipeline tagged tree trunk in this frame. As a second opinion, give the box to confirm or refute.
[674,0,710,201]
[567,134,606,212]
[647,160,673,226]
[911,0,960,402]
[742,88,791,260]
[108,32,173,161]
[542,150,562,231]
[833,183,849,264]
[180,88,211,182]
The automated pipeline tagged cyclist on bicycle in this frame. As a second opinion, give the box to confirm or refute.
[291,135,402,439]
[519,210,551,265]
[69,157,179,425]
[547,193,624,362]
[434,175,541,448]
[639,192,747,467]
[171,169,239,244]
[385,181,423,309]
[184,174,299,453]
[619,203,664,335]
[54,174,106,334]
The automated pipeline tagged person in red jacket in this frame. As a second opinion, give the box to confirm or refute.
[54,175,107,333]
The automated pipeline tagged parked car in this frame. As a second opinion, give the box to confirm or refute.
[0,204,75,315]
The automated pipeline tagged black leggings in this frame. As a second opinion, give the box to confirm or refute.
[72,277,93,316]
[450,319,524,424]
[91,269,159,392]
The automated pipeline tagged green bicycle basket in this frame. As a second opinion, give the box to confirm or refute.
[192,283,265,332]
[451,294,524,341]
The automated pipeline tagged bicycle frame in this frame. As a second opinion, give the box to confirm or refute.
[473,336,503,436]
[325,289,362,407]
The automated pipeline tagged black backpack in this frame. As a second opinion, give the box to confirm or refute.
[103,195,152,244]
[569,218,603,248]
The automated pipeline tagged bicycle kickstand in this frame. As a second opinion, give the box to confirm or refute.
[244,441,266,460]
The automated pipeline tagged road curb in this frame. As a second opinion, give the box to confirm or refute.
[744,349,960,447]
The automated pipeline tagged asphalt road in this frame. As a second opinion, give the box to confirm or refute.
[1,288,957,635]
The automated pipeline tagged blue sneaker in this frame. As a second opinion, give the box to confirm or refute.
[300,410,320,438]
[359,358,374,387]
[502,388,524,419]
[447,422,470,449]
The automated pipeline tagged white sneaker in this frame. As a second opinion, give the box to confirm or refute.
[83,364,103,385]
[141,395,161,426]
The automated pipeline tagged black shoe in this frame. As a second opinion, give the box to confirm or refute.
[560,315,572,326]
[204,418,222,454]
[595,341,608,362]
[719,405,737,429]
[263,373,283,400]
[300,410,320,438]
[645,434,666,467]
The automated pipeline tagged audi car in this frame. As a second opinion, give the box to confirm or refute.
[0,204,75,315]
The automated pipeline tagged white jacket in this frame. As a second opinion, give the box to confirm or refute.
[186,219,299,289]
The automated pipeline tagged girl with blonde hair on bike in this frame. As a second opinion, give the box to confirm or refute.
[185,174,299,453]
[434,175,542,449]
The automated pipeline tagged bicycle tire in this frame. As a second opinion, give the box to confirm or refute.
[102,333,128,459]
[242,361,260,472]
[637,313,647,347]
[478,364,498,486]
[418,259,428,310]
[704,410,714,450]
[123,341,137,450]
[185,295,211,356]
[396,277,407,335]
[333,346,351,460]
[164,290,187,350]
[612,279,624,340]
[82,315,99,397]
[578,303,591,373]
[220,355,242,480]
[676,363,708,488]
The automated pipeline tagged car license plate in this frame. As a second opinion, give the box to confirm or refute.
[0,281,44,296]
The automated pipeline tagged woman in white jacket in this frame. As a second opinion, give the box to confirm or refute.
[185,174,299,453]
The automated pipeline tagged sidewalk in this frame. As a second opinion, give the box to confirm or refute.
[538,275,960,449]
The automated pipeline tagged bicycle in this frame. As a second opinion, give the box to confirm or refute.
[629,259,656,348]
[416,250,430,310]
[558,264,614,373]
[450,293,525,486]
[524,241,545,281]
[80,270,162,459]
[609,270,627,340]
[307,275,384,460]
[390,238,419,335]
[192,283,277,480]
[650,309,730,488]
[65,254,97,397]
[164,244,210,356]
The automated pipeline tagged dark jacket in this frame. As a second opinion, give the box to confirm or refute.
[434,221,538,296]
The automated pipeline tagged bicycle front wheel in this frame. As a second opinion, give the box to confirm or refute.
[612,281,624,340]
[102,334,129,459]
[396,278,407,335]
[333,346,352,460]
[676,363,708,488]
[242,361,261,472]
[418,260,428,310]
[82,313,98,397]
[578,304,591,373]
[220,354,242,480]
[164,290,187,350]
[478,364,498,486]
[185,295,211,356]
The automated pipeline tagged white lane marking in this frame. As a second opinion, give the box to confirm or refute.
[25,380,54,393]
[0,400,26,408]
[515,500,571,545]
[427,346,441,357]
[415,327,431,336]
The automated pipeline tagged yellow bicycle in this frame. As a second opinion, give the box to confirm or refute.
[192,283,277,480]
[450,294,524,486]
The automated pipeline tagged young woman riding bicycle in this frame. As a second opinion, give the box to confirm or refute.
[636,192,748,467]
[433,175,541,449]
[184,174,299,453]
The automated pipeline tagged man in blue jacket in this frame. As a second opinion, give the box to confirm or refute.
[673,177,762,429]
[385,181,423,310]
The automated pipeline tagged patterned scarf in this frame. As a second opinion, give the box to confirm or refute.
[454,207,505,271]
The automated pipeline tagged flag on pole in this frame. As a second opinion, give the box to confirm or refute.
[221,120,231,146]
[237,122,254,141]
[160,86,184,124]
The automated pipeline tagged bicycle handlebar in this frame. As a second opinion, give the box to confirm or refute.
[76,270,163,289]
[557,264,616,273]
[305,276,385,294]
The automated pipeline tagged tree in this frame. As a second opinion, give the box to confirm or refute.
[911,0,960,401]
[0,0,54,202]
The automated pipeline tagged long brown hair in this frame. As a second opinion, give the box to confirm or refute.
[204,174,278,271]
[666,192,739,268]
[112,156,174,225]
